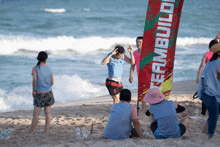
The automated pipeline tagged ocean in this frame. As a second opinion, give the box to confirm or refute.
[0,0,219,112]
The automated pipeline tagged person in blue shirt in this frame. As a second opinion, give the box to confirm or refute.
[144,88,189,139]
[198,42,220,139]
[104,89,144,140]
[101,45,135,104]
[29,51,55,135]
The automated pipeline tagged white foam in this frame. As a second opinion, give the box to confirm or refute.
[44,8,66,13]
[83,8,90,12]
[0,74,107,113]
[0,35,135,55]
[0,35,213,56]
[176,37,212,46]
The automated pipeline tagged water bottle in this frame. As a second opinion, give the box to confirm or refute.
[81,128,88,139]
[76,127,81,140]
[0,128,13,140]
[195,109,199,119]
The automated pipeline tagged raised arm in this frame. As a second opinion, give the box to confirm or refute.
[124,45,135,65]
[101,48,118,65]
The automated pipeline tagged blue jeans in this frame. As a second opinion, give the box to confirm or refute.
[201,92,220,137]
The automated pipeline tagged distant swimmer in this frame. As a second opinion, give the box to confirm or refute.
[101,45,135,104]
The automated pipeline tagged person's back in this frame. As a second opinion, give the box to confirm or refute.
[144,88,188,139]
[35,65,52,91]
[104,102,132,140]
[198,60,220,102]
[150,100,180,139]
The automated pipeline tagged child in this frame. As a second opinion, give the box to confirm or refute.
[104,89,144,140]
[144,88,189,139]
[29,51,55,135]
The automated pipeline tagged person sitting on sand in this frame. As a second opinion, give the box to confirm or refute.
[101,45,135,104]
[29,51,55,135]
[104,89,144,140]
[144,88,189,139]
[198,42,220,139]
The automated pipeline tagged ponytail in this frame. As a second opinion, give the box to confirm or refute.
[36,61,40,66]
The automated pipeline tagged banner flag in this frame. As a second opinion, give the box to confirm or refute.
[138,0,184,101]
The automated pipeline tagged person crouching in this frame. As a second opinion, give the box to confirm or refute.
[144,88,189,139]
[104,89,144,140]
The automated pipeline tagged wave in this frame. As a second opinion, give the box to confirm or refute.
[0,35,213,55]
[176,37,212,46]
[0,74,107,112]
[83,8,90,12]
[44,8,66,13]
[0,35,135,55]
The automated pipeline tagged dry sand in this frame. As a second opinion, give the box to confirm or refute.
[1,80,220,147]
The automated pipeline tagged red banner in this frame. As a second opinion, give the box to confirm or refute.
[138,0,184,101]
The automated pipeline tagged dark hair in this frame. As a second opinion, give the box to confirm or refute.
[115,45,125,55]
[210,51,220,62]
[209,39,218,49]
[136,36,143,41]
[36,51,48,66]
[120,89,131,102]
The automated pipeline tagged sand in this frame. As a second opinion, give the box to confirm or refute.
[1,80,220,147]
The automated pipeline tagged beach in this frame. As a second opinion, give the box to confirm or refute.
[1,80,220,147]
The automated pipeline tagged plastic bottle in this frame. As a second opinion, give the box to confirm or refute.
[0,128,13,140]
[81,127,88,139]
[195,109,199,119]
[76,127,81,140]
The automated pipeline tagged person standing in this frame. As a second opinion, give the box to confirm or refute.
[29,51,55,135]
[101,45,135,104]
[129,36,146,113]
[198,42,220,139]
[196,39,219,84]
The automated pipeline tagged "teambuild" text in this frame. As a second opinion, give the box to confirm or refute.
[150,0,175,90]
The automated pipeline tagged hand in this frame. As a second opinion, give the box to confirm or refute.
[128,45,133,54]
[32,91,37,97]
[129,76,133,83]
[111,48,118,56]
[196,77,199,84]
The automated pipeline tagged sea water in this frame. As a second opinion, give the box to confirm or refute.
[0,0,219,112]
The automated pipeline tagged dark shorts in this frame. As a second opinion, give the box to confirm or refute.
[151,121,186,137]
[105,79,123,96]
[34,91,55,107]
